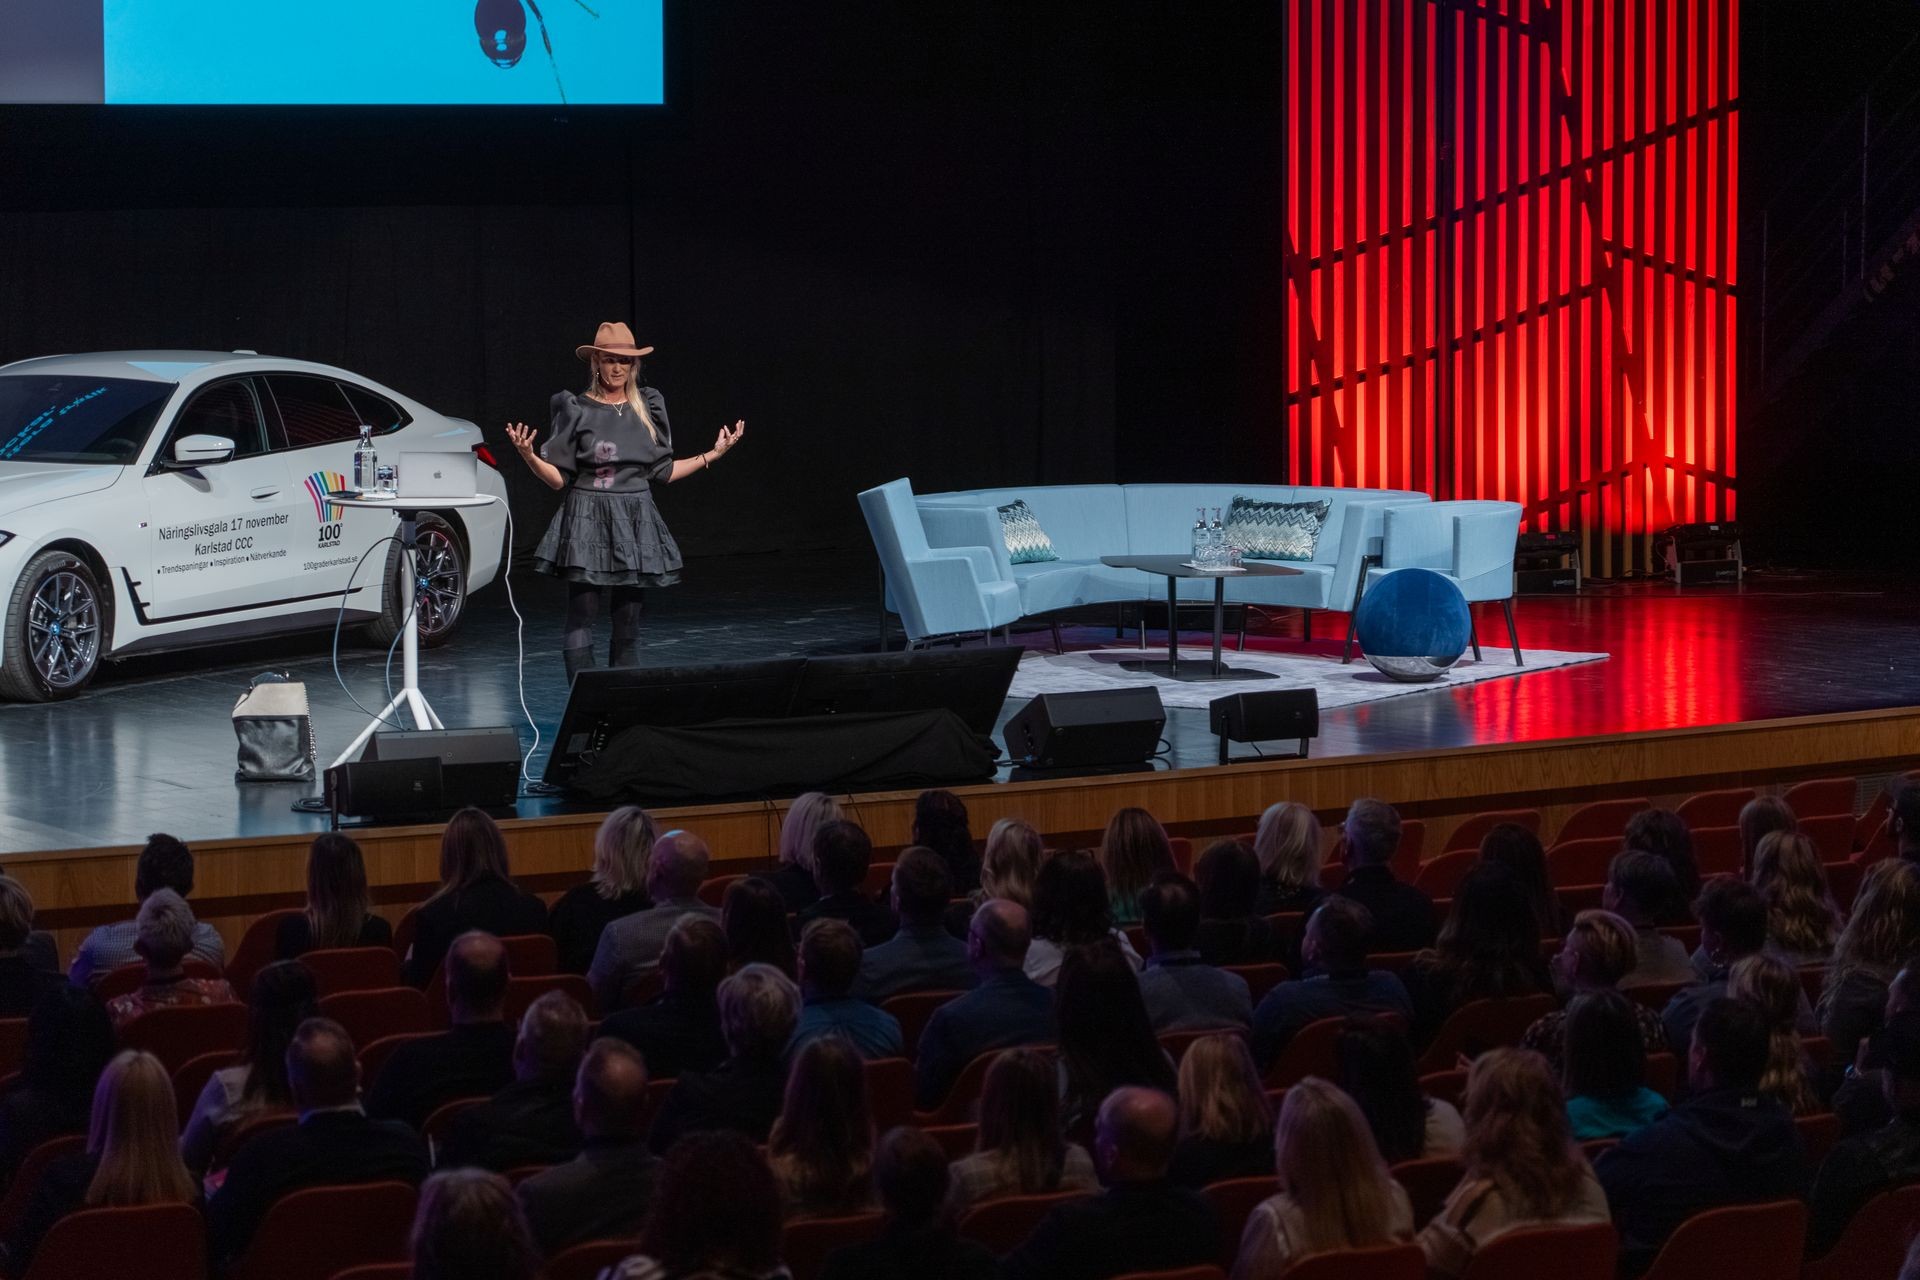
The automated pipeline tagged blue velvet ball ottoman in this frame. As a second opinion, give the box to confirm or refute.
[1354,568,1473,682]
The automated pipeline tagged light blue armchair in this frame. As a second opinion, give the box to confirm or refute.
[858,479,1023,648]
[1348,499,1525,664]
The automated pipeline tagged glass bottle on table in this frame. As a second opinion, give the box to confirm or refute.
[1208,508,1226,568]
[352,424,378,496]
[1190,508,1208,564]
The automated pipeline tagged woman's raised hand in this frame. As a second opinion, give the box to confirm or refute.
[711,419,746,457]
[506,422,539,459]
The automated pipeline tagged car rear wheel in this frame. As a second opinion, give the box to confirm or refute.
[363,515,468,649]
[0,550,105,702]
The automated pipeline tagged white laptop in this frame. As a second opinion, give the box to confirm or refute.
[398,452,478,500]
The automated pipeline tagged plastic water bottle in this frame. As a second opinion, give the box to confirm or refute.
[1208,508,1226,567]
[1190,508,1208,564]
[353,424,378,495]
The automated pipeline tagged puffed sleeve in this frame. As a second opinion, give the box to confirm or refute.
[541,392,582,474]
[640,387,675,481]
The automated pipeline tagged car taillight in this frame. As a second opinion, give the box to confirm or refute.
[473,443,501,469]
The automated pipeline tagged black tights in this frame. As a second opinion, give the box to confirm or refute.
[564,582,644,652]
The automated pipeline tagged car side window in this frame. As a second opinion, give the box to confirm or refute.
[265,375,363,450]
[170,380,269,459]
[340,382,412,435]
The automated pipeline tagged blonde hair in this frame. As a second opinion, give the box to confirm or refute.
[1098,808,1174,909]
[1563,909,1639,986]
[1254,802,1324,895]
[1461,1049,1589,1220]
[1730,954,1819,1115]
[85,1051,195,1207]
[586,351,661,445]
[1176,1035,1273,1145]
[1750,831,1840,955]
[778,793,843,876]
[592,805,657,901]
[1824,860,1920,1018]
[982,818,1044,907]
[1274,1077,1404,1254]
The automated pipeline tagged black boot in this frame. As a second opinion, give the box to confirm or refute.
[563,645,594,682]
[610,637,642,668]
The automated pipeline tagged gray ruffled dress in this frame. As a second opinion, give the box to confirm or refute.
[531,388,684,586]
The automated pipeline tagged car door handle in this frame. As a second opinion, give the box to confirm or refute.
[250,487,280,500]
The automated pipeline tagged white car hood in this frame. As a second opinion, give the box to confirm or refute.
[0,464,123,522]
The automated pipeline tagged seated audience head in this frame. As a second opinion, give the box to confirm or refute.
[1554,909,1640,993]
[513,990,589,1084]
[798,918,863,1000]
[1176,1033,1273,1150]
[717,963,801,1062]
[778,792,843,878]
[722,877,797,978]
[647,831,711,902]
[1728,953,1817,1113]
[1303,897,1375,977]
[132,888,196,974]
[1560,989,1648,1102]
[1874,1009,1920,1117]
[1094,1085,1179,1185]
[23,986,116,1111]
[1693,877,1769,969]
[1098,806,1175,910]
[1341,798,1403,871]
[912,789,973,876]
[976,1049,1069,1189]
[640,1130,784,1274]
[889,845,953,927]
[1828,860,1920,1005]
[1030,848,1114,946]
[591,805,657,902]
[1688,996,1771,1094]
[436,807,512,897]
[1478,823,1559,936]
[574,1037,650,1141]
[410,1168,539,1280]
[1057,939,1177,1102]
[132,833,194,902]
[1194,839,1263,923]
[1604,850,1680,927]
[873,1126,952,1231]
[1461,1048,1587,1218]
[84,1050,195,1206]
[1750,831,1840,957]
[1273,1076,1404,1252]
[811,820,873,897]
[1139,873,1202,956]
[1739,795,1799,876]
[0,876,34,954]
[1624,807,1699,902]
[768,1035,873,1208]
[1254,801,1324,895]
[1432,864,1541,978]
[661,915,729,997]
[241,961,319,1109]
[1334,1015,1430,1164]
[981,818,1044,907]
[446,930,510,1022]
[1895,780,1920,863]
[968,899,1032,976]
[303,833,373,950]
[286,1017,360,1111]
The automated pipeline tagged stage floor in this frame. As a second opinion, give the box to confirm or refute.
[3,550,1917,852]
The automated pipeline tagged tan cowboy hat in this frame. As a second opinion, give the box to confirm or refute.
[575,321,654,360]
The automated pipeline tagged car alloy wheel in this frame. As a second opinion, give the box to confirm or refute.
[412,526,466,640]
[28,569,101,691]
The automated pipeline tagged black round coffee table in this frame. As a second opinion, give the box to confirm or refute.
[1100,554,1302,681]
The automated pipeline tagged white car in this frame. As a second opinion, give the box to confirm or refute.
[0,351,509,701]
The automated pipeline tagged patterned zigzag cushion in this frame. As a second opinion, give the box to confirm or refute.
[1225,495,1331,562]
[996,499,1060,564]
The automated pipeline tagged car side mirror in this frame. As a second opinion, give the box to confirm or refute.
[166,434,236,468]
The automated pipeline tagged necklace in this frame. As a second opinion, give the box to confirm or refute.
[589,388,626,415]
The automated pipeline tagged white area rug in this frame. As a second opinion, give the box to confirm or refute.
[1007,644,1609,711]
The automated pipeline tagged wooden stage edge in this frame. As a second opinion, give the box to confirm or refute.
[13,704,1920,960]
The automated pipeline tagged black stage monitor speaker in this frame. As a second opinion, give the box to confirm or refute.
[1003,688,1166,771]
[1209,689,1318,764]
[325,756,444,820]
[790,647,1020,736]
[367,726,520,809]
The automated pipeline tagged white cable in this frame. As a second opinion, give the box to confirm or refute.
[498,500,542,784]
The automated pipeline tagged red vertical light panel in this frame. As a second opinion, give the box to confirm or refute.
[1282,0,1739,575]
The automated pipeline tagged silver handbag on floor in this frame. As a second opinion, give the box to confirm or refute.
[232,672,317,783]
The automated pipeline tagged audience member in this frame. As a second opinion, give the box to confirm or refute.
[790,919,904,1059]
[409,1167,540,1280]
[1403,865,1552,1041]
[103,889,237,1027]
[856,846,976,1001]
[603,1130,786,1280]
[1025,849,1143,987]
[1560,990,1669,1141]
[915,901,1056,1110]
[1251,897,1412,1069]
[69,833,225,985]
[0,878,61,1017]
[769,791,844,912]
[1004,1086,1218,1280]
[546,805,655,975]
[1231,1077,1414,1279]
[438,990,589,1171]
[1336,1014,1465,1162]
[1832,964,1920,1136]
[914,788,981,895]
[1478,822,1568,938]
[1604,852,1696,987]
[1058,940,1178,1138]
[1807,1007,1920,1257]
[1252,801,1328,915]
[368,931,516,1130]
[1749,830,1841,965]
[820,1126,998,1280]
[599,915,730,1079]
[1099,806,1176,926]
[180,960,318,1175]
[1334,798,1436,952]
[946,1048,1099,1214]
[723,875,798,978]
[1820,858,1920,1063]
[1137,874,1252,1032]
[1729,953,1819,1115]
[795,821,897,947]
[1664,878,1815,1055]
[1191,839,1280,965]
[1894,779,1920,865]
[1418,1049,1610,1278]
[588,830,721,1011]
[647,963,798,1152]
[768,1036,876,1218]
[403,808,546,987]
[0,1050,195,1276]
[515,1038,660,1257]
[0,986,115,1185]
[1522,910,1667,1073]
[207,1018,429,1266]
[1623,808,1700,921]
[977,817,1044,909]
[1738,794,1799,877]
[1168,1034,1274,1187]
[1599,998,1811,1274]
[274,832,393,960]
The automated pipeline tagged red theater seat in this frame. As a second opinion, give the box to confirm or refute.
[881,989,964,1059]
[1783,777,1855,819]
[783,1211,884,1280]
[1691,826,1742,877]
[228,1181,418,1280]
[92,956,223,1001]
[503,973,595,1022]
[1276,1245,1423,1279]
[959,1190,1091,1255]
[1392,1156,1465,1226]
[228,908,302,994]
[542,1239,644,1280]
[697,873,747,907]
[1803,1182,1920,1280]
[1201,1176,1276,1267]
[1413,849,1481,899]
[358,1031,437,1091]
[1416,995,1556,1074]
[0,1135,84,1235]
[916,1045,1054,1126]
[22,1202,205,1280]
[1442,810,1542,855]
[1638,1199,1806,1280]
[1546,838,1620,891]
[1459,1221,1617,1279]
[1264,1013,1406,1089]
[1676,788,1757,830]
[863,1056,914,1129]
[172,1048,243,1128]
[1553,799,1649,845]
[320,988,430,1052]
[1223,963,1289,1004]
[1114,1269,1228,1280]
[120,1002,248,1074]
[300,946,400,997]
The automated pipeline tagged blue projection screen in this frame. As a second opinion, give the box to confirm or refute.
[0,0,663,105]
